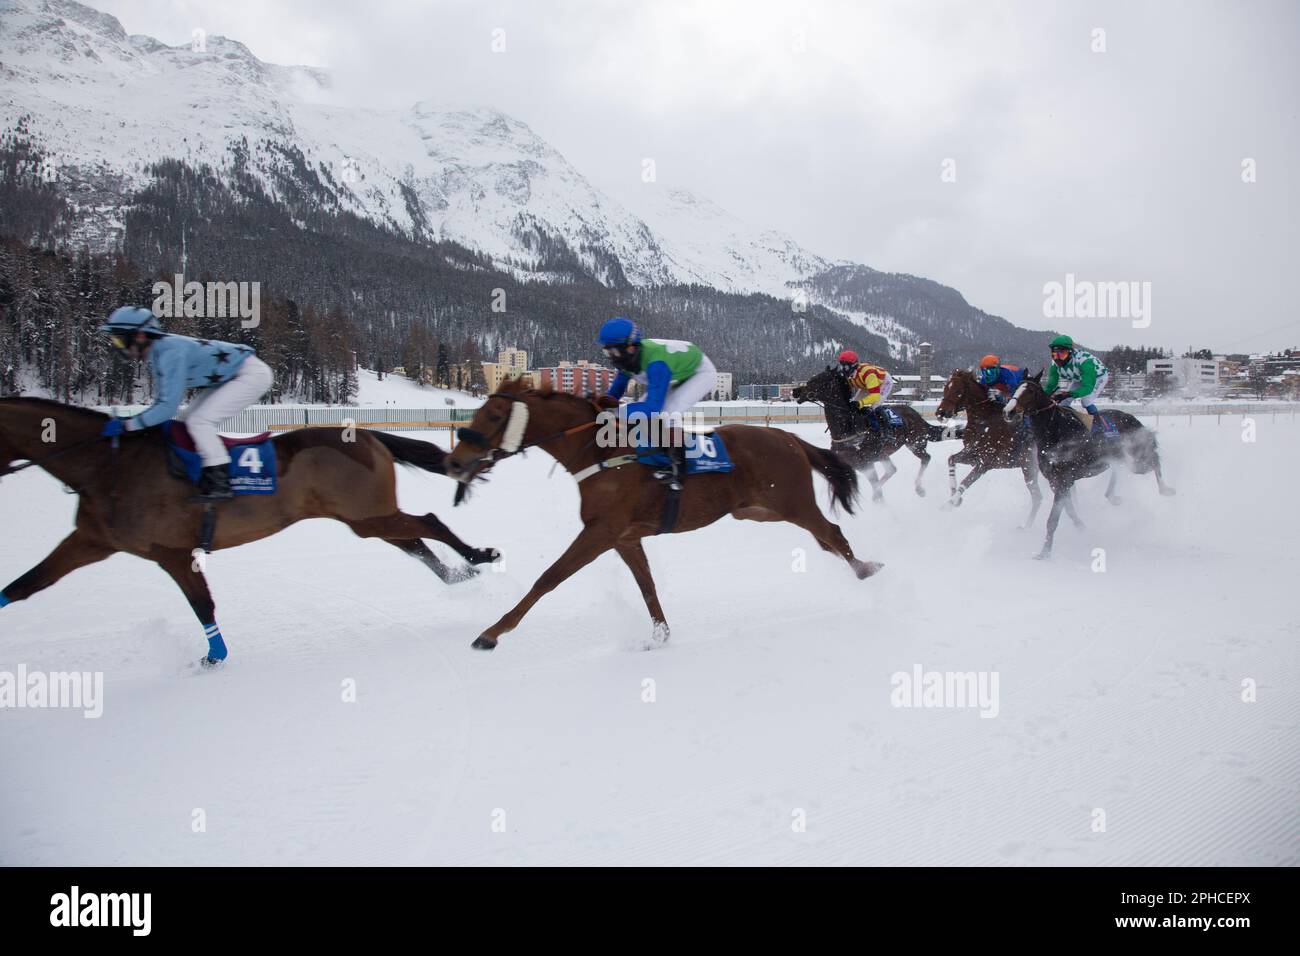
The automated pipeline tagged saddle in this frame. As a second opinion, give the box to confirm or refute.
[162,421,279,496]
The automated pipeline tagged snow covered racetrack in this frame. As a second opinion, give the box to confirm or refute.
[1,417,1296,865]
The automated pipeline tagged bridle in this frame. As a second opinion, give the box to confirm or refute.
[455,391,605,477]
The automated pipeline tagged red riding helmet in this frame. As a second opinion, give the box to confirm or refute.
[838,350,859,364]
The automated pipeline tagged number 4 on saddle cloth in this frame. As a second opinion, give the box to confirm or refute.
[162,421,278,495]
[635,430,735,475]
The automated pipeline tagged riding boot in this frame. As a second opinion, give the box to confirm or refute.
[652,443,686,491]
[190,464,234,502]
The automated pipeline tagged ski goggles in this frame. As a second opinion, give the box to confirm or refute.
[108,333,131,351]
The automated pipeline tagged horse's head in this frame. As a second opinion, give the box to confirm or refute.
[444,381,602,495]
[936,368,979,421]
[796,366,850,407]
[1003,369,1048,423]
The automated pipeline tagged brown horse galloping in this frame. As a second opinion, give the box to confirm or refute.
[0,398,498,665]
[443,379,883,650]
[935,368,1084,529]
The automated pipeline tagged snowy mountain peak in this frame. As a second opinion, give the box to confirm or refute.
[0,0,839,295]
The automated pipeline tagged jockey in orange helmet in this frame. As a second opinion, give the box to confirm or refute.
[975,354,1026,405]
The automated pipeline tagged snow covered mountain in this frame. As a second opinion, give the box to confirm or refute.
[0,0,1055,372]
[0,0,836,294]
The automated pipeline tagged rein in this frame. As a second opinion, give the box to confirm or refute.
[0,434,105,478]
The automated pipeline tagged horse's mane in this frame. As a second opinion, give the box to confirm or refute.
[0,396,107,420]
[495,379,605,416]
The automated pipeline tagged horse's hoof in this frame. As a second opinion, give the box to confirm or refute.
[872,494,884,504]
[1033,550,1051,561]
[471,635,498,651]
[1160,487,1177,497]
[468,548,500,565]
[650,621,670,645]
[198,656,225,670]
[446,565,480,584]
[854,560,884,579]
[1107,496,1123,506]
[915,487,927,498]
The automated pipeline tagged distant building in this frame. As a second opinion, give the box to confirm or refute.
[712,371,734,401]
[1145,357,1219,395]
[535,360,616,395]
[737,383,799,401]
[482,347,532,393]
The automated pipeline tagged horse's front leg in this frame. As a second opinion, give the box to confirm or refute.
[472,524,617,650]
[1105,468,1122,506]
[154,548,226,666]
[1,529,115,608]
[1020,454,1044,528]
[1036,487,1070,560]
[863,462,883,502]
[615,539,669,647]
[909,443,931,497]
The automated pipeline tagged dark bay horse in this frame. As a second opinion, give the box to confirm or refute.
[0,398,498,664]
[1003,374,1175,558]
[443,380,883,650]
[935,368,1084,529]
[793,366,948,500]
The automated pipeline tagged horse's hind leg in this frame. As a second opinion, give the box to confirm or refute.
[1152,450,1176,496]
[1,530,115,607]
[386,538,475,584]
[909,442,930,497]
[615,540,670,646]
[781,498,883,580]
[346,512,500,567]
[154,549,226,665]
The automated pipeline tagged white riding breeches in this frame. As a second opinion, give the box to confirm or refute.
[178,356,274,466]
[660,355,718,417]
[1057,372,1109,410]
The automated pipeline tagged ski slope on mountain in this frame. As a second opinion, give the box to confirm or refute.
[1,416,1295,865]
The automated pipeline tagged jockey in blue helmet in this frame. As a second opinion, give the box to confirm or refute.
[100,306,273,500]
[597,317,717,489]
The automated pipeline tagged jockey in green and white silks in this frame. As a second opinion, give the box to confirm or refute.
[597,317,717,489]
[1044,334,1109,413]
[599,318,717,418]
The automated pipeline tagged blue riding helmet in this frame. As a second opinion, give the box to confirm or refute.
[597,316,642,347]
[100,306,162,336]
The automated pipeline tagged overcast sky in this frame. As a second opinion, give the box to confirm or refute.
[96,0,1299,352]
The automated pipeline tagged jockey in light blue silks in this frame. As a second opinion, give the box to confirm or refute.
[598,317,718,489]
[99,307,274,500]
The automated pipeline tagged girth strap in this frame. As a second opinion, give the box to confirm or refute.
[572,454,638,483]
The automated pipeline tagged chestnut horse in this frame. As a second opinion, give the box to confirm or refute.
[934,368,1085,529]
[444,380,883,650]
[0,398,498,665]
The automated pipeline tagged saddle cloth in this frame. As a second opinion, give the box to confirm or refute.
[162,421,278,495]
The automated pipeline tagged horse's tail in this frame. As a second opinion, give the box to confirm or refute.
[368,430,447,475]
[795,437,859,515]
